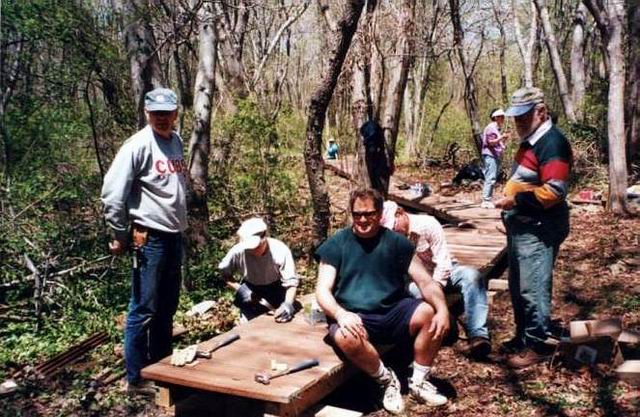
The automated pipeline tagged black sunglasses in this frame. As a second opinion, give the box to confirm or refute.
[352,210,379,219]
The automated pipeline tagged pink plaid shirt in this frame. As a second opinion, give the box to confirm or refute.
[406,213,454,287]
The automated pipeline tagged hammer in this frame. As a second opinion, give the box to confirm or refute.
[196,333,240,359]
[254,359,319,385]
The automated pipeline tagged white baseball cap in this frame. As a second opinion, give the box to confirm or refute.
[237,217,267,250]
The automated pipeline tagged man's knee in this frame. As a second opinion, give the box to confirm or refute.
[410,302,435,329]
[454,266,484,289]
[332,330,368,356]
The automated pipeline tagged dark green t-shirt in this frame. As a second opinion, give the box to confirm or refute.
[315,227,415,313]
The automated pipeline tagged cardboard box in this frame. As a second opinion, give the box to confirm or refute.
[569,319,622,343]
[616,360,640,386]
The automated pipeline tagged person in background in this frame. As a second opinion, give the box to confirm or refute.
[315,189,450,414]
[481,108,510,208]
[326,138,340,160]
[495,87,572,368]
[101,87,186,396]
[218,217,299,323]
[381,201,492,359]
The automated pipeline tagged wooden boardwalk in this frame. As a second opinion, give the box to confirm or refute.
[325,157,507,276]
[141,158,508,416]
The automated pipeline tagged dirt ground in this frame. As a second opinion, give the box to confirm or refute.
[3,165,639,417]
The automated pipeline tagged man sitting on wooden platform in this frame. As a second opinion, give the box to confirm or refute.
[315,188,450,414]
[381,201,492,359]
[218,217,299,323]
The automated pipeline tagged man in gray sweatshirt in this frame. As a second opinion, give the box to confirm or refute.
[101,87,187,395]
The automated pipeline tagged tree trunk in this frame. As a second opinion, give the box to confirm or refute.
[534,0,577,123]
[570,2,587,121]
[380,0,416,180]
[584,0,629,214]
[304,0,365,246]
[352,2,375,189]
[450,0,483,155]
[186,2,217,249]
[627,1,640,164]
[512,0,538,88]
[122,0,165,128]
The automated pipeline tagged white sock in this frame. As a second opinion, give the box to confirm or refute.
[372,361,387,379]
[411,362,431,383]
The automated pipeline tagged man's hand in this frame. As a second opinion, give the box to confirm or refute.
[108,239,126,255]
[495,196,516,210]
[335,309,367,340]
[429,310,450,340]
[274,301,295,323]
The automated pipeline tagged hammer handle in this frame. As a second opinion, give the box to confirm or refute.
[289,358,319,373]
[209,333,240,353]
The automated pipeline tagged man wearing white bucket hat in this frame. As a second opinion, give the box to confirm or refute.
[218,217,299,323]
[480,108,510,208]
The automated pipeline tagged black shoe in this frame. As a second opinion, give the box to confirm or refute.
[500,337,525,354]
[468,337,492,359]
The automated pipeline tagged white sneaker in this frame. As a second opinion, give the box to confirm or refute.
[377,368,405,414]
[480,201,495,209]
[409,377,448,406]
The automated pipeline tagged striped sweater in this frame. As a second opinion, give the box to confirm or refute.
[504,120,572,217]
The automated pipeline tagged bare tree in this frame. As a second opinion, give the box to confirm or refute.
[570,2,588,121]
[304,0,365,245]
[627,1,640,164]
[120,0,165,128]
[512,0,538,88]
[380,0,417,174]
[583,0,629,213]
[533,0,577,123]
[449,0,484,155]
[187,0,217,248]
[491,0,509,103]
[352,1,376,189]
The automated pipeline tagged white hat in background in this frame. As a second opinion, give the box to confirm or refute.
[380,201,398,230]
[237,217,268,250]
[491,108,506,119]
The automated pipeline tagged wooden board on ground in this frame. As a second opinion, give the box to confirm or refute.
[142,304,355,417]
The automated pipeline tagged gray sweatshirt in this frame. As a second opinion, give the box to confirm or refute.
[101,125,188,240]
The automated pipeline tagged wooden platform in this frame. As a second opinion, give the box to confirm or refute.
[142,308,354,417]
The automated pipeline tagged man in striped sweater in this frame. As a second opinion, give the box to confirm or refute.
[495,87,572,369]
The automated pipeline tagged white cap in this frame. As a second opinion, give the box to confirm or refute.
[237,217,267,250]
[491,108,506,119]
[380,201,398,230]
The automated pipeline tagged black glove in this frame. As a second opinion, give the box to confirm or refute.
[274,301,295,323]
[234,283,254,306]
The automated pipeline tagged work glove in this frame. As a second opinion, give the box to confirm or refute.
[234,283,254,306]
[274,301,295,323]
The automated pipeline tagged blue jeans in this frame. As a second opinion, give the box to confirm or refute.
[408,264,489,339]
[503,209,569,349]
[482,155,500,201]
[125,230,182,384]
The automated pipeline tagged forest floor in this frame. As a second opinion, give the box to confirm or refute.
[2,164,639,417]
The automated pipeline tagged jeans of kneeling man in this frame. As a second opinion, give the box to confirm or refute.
[408,264,489,339]
[125,230,182,384]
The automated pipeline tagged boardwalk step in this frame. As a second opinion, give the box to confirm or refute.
[488,279,509,291]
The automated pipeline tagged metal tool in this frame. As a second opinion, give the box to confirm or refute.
[254,358,319,385]
[196,333,241,359]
